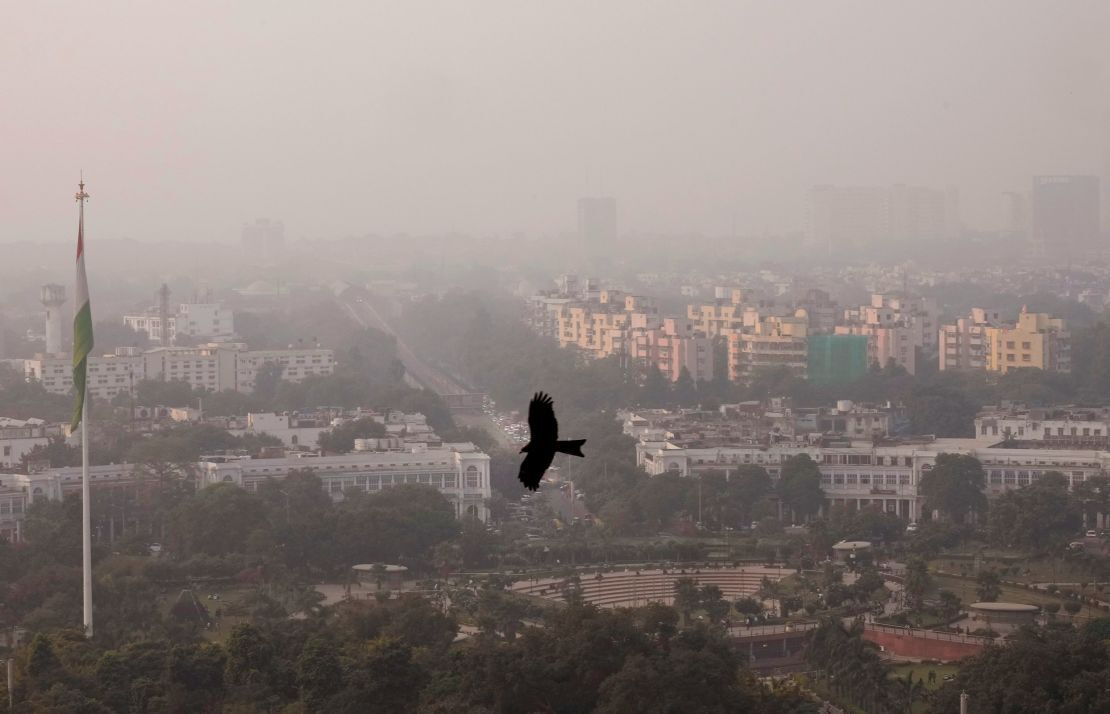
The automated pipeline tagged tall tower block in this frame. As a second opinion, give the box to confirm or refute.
[41,284,67,356]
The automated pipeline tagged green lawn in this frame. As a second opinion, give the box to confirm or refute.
[932,574,1104,623]
[889,663,958,691]
[889,663,959,713]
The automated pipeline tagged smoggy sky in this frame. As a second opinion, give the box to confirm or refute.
[2,1,1108,243]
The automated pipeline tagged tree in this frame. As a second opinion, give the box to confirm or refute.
[699,584,730,625]
[976,569,1002,602]
[297,635,342,711]
[640,367,670,408]
[919,453,987,523]
[318,416,387,454]
[938,590,962,620]
[673,577,700,625]
[672,367,697,407]
[933,625,1110,713]
[170,484,267,557]
[779,454,825,523]
[253,361,286,404]
[989,472,1081,551]
[904,558,931,611]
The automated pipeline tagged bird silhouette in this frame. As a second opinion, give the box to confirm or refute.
[518,392,586,490]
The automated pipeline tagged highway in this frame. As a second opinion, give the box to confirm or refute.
[338,289,472,396]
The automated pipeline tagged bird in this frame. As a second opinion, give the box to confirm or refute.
[518,392,586,490]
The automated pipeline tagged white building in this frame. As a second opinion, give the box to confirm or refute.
[24,344,335,399]
[636,433,1110,523]
[24,350,144,400]
[200,444,491,519]
[237,412,330,450]
[124,303,235,343]
[0,419,55,470]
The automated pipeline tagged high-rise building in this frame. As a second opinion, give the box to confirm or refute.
[807,184,957,253]
[1031,176,1100,250]
[242,218,286,260]
[577,197,617,245]
[1002,191,1029,239]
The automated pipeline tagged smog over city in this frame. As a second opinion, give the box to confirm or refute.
[2,3,1110,712]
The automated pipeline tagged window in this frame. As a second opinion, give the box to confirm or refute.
[465,465,480,489]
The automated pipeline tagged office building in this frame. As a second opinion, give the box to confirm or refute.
[938,308,1005,371]
[1032,175,1101,250]
[577,197,617,245]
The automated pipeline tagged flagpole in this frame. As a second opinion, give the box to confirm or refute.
[77,177,93,639]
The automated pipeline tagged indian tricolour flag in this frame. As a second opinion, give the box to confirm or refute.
[71,211,94,431]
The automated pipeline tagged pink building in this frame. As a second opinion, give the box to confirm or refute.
[629,317,714,382]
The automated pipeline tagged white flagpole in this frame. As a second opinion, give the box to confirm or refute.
[77,178,93,638]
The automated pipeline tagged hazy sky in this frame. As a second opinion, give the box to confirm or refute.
[2,1,1108,243]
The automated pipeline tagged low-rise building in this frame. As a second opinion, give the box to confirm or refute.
[0,418,56,470]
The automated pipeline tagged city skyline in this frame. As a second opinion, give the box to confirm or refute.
[3,1,1109,243]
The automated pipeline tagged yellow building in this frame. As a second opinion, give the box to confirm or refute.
[727,315,809,382]
[555,295,659,360]
[984,310,1070,374]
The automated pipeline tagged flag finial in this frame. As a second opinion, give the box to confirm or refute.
[76,174,89,203]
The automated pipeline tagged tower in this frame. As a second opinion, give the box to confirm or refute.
[158,283,172,346]
[40,284,67,356]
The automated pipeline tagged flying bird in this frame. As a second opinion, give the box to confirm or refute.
[518,392,586,490]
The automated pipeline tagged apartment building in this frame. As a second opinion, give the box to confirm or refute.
[727,315,809,382]
[628,317,714,382]
[984,309,1070,374]
[938,308,1005,371]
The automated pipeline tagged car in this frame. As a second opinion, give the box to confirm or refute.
[1087,530,1098,538]
[1069,541,1086,550]
[148,543,163,554]
[906,522,919,533]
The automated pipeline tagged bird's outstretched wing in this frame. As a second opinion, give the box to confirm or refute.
[517,451,548,491]
[528,391,558,442]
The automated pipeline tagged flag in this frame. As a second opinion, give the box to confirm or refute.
[71,212,94,431]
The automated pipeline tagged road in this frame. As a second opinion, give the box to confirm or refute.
[543,480,591,524]
[339,290,472,396]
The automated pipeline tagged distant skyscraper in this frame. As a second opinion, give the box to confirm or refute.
[807,186,887,254]
[1002,191,1029,239]
[1032,176,1101,250]
[241,218,286,260]
[577,197,617,245]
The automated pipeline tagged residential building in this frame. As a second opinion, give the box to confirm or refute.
[975,404,1110,447]
[938,308,1005,371]
[628,317,714,382]
[795,289,839,333]
[728,315,809,382]
[984,309,1070,374]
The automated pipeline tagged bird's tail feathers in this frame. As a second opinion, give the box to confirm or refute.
[555,439,586,457]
